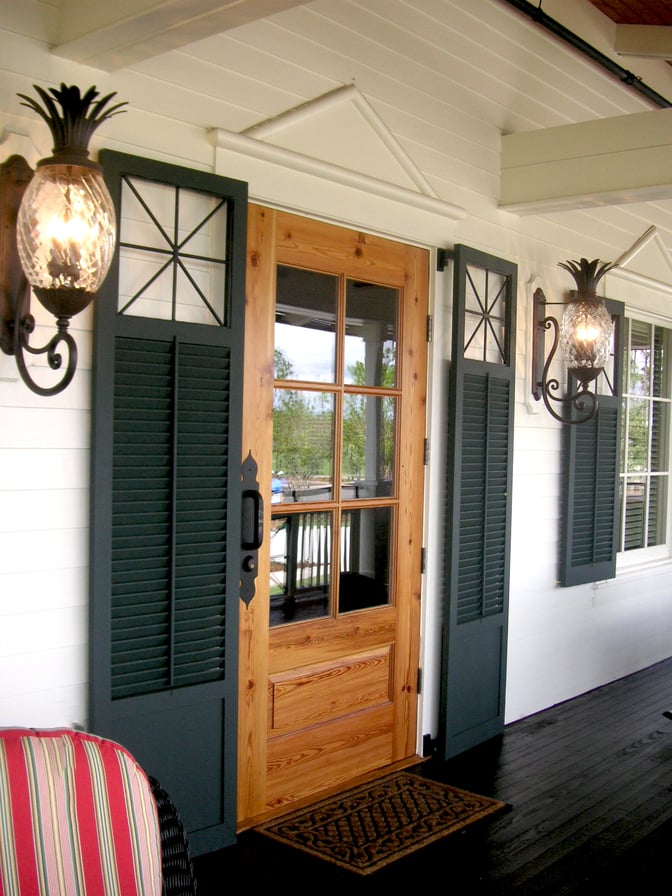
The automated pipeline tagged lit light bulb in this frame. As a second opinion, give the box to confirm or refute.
[574,322,600,343]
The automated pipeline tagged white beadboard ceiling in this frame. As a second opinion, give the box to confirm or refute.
[52,0,672,71]
[39,0,672,269]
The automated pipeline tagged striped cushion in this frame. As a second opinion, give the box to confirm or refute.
[0,728,162,895]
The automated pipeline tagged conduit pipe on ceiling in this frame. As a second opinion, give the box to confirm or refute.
[502,0,672,108]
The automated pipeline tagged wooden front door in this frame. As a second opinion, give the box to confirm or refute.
[238,206,429,826]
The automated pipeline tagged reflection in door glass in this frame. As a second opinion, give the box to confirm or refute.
[344,280,398,386]
[269,511,332,627]
[275,266,337,382]
[342,394,396,499]
[339,507,392,613]
[272,389,335,504]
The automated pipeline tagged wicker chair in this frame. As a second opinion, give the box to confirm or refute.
[149,775,198,895]
[0,727,198,895]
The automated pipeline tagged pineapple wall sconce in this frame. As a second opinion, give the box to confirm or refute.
[0,84,126,396]
[532,258,617,425]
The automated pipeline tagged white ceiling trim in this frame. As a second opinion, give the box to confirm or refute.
[500,108,672,214]
[213,128,461,213]
[52,0,306,71]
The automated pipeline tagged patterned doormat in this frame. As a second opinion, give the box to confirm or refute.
[254,770,508,875]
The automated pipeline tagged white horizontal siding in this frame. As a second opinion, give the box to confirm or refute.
[0,448,89,491]
[0,567,88,612]
[0,646,86,728]
[0,528,87,575]
[0,409,90,450]
[0,489,88,532]
[0,604,85,656]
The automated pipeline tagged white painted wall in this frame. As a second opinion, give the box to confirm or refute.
[1,0,672,745]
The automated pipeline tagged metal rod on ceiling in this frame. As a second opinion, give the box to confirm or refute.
[502,0,672,108]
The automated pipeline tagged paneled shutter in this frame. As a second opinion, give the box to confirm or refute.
[89,151,247,854]
[439,245,517,760]
[559,300,625,587]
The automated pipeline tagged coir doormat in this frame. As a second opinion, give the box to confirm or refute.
[254,770,507,875]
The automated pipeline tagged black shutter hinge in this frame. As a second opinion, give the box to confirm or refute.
[424,437,430,465]
[436,247,453,272]
[421,546,426,574]
[427,314,433,343]
[417,667,422,694]
[422,734,436,757]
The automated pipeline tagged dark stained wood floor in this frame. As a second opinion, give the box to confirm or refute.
[193,657,672,893]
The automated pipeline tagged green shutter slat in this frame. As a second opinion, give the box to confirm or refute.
[112,605,167,621]
[175,604,224,619]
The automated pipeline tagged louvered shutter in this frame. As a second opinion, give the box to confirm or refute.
[439,245,517,760]
[89,151,247,853]
[559,300,624,586]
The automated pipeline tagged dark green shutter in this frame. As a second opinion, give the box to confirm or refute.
[439,245,517,760]
[559,300,624,586]
[89,151,247,853]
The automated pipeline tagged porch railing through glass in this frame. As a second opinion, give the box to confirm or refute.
[269,508,391,626]
[270,510,334,625]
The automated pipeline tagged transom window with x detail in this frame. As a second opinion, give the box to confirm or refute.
[463,264,511,365]
[117,175,230,326]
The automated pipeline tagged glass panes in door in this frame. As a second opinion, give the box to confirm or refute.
[272,389,335,504]
[342,394,396,499]
[344,280,398,387]
[338,507,392,613]
[270,266,400,626]
[275,266,337,382]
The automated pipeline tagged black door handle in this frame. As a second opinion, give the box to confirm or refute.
[240,451,262,606]
[241,488,263,550]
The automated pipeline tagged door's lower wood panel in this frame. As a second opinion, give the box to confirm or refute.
[268,647,392,734]
[268,607,396,671]
[265,704,394,810]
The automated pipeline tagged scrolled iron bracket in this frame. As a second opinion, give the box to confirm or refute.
[532,287,599,426]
